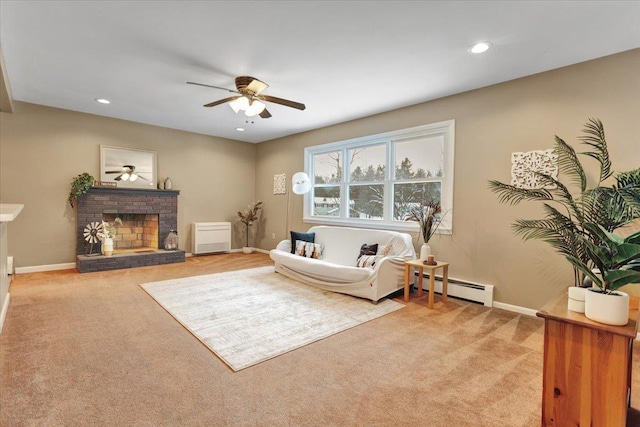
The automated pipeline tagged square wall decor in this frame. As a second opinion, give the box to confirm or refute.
[273,173,286,195]
[511,149,558,189]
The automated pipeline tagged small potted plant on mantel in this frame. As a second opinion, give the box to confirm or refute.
[68,172,94,208]
[237,201,263,254]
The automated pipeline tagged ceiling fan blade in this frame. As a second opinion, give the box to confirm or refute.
[259,108,272,119]
[136,174,149,181]
[203,96,239,108]
[114,174,123,181]
[106,171,122,174]
[187,81,240,94]
[260,95,306,111]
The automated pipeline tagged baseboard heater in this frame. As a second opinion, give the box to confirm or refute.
[414,272,494,307]
[191,222,231,254]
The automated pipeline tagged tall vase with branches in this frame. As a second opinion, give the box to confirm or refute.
[405,198,444,259]
[488,118,640,287]
[237,201,263,254]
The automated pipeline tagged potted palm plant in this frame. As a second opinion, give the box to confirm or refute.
[237,201,263,254]
[488,119,640,324]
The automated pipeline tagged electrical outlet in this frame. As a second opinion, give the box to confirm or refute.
[271,233,276,239]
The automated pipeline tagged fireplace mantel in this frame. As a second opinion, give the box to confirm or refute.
[76,187,184,272]
[85,187,180,196]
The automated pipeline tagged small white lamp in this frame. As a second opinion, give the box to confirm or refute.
[291,172,311,195]
[287,172,311,238]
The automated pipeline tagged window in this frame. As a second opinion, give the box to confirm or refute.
[304,120,454,233]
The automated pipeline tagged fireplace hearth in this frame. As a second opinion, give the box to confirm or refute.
[76,187,185,273]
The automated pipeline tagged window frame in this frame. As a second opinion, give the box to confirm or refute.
[303,120,455,234]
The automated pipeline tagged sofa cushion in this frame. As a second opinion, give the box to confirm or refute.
[271,250,374,283]
[290,231,315,254]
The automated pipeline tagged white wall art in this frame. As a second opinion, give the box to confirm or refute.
[511,149,558,189]
[273,173,286,195]
[100,145,157,188]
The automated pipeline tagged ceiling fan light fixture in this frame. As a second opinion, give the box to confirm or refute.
[229,96,250,113]
[121,172,130,181]
[129,174,139,182]
[245,100,266,117]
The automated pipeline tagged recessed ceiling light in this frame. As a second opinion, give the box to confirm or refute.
[95,98,110,104]
[236,127,245,132]
[469,42,492,54]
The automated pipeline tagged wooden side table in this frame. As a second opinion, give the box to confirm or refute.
[536,290,639,426]
[403,259,449,308]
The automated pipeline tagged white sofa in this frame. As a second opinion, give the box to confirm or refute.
[269,225,416,302]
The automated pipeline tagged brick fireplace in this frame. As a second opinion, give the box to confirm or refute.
[76,187,185,273]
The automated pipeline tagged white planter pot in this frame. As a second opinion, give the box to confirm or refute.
[584,288,629,326]
[242,247,253,254]
[102,237,114,257]
[420,243,431,260]
[567,286,586,313]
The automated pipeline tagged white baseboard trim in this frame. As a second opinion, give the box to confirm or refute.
[493,301,538,317]
[254,248,270,254]
[15,262,76,274]
[0,292,9,335]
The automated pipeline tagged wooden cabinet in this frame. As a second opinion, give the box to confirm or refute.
[536,291,638,426]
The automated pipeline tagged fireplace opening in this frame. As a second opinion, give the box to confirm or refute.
[103,213,159,254]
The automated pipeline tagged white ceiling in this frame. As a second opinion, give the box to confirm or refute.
[1,1,639,144]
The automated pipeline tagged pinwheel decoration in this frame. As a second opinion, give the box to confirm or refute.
[83,221,104,255]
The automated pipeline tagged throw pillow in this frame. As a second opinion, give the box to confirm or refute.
[290,231,315,254]
[306,242,324,259]
[356,254,384,268]
[359,243,378,257]
[295,240,324,259]
[379,244,393,256]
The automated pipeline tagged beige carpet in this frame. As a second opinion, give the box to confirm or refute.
[140,266,404,371]
[7,253,640,426]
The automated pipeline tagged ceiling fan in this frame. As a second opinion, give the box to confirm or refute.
[186,76,306,119]
[106,165,148,182]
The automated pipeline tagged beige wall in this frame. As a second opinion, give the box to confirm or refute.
[255,49,640,309]
[1,49,638,309]
[0,102,257,267]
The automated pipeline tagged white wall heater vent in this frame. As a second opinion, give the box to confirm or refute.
[415,272,494,307]
[191,222,231,255]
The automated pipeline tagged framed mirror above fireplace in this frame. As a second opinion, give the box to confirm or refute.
[100,145,157,188]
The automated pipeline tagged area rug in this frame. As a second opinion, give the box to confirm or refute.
[140,266,404,371]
